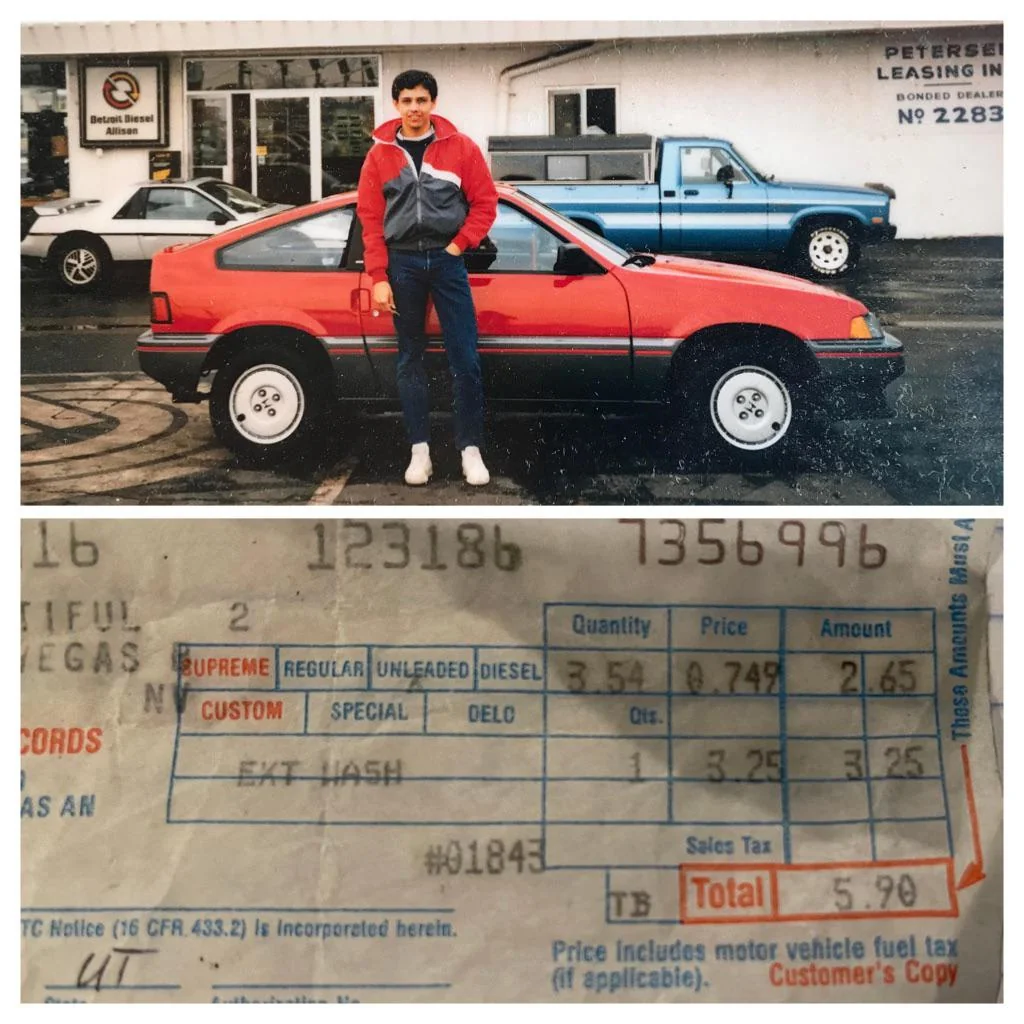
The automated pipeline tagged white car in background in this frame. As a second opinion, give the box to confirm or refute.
[21,178,291,291]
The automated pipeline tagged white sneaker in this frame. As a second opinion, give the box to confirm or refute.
[461,446,490,486]
[404,443,432,485]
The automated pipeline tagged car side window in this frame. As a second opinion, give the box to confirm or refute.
[144,188,225,221]
[113,189,148,220]
[465,203,562,273]
[219,207,355,270]
[680,147,749,185]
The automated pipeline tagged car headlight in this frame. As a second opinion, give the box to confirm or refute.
[850,312,883,340]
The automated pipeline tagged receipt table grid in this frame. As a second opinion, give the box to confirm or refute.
[167,602,949,871]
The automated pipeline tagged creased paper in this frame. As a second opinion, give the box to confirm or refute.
[21,518,1002,1002]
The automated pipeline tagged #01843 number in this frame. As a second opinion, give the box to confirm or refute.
[424,838,544,876]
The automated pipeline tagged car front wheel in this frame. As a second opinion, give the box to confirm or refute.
[682,348,812,466]
[52,236,110,291]
[209,344,327,464]
[792,223,861,278]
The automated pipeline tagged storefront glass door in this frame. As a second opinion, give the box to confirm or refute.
[253,94,312,205]
[250,90,376,206]
[186,56,380,201]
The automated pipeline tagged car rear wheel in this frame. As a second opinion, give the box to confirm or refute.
[680,347,813,466]
[209,344,328,464]
[52,236,110,291]
[791,223,861,278]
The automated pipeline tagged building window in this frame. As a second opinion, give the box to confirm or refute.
[185,54,379,203]
[186,56,379,91]
[549,87,616,136]
[191,96,229,178]
[21,61,68,199]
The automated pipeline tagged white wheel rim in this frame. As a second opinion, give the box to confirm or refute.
[710,366,792,451]
[228,364,304,444]
[62,248,98,284]
[807,229,849,272]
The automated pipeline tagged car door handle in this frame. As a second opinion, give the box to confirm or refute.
[355,288,371,313]
[662,189,676,197]
[684,189,699,196]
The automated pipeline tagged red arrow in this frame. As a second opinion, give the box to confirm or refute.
[956,744,986,889]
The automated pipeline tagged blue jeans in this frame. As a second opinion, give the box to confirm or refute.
[387,247,485,451]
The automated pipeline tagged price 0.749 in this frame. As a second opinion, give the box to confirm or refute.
[684,659,778,695]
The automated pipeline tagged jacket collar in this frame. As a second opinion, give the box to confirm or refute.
[372,113,459,144]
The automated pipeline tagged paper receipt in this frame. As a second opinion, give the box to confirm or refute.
[20,518,1003,1002]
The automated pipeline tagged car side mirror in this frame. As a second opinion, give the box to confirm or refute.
[553,243,600,275]
[208,211,232,225]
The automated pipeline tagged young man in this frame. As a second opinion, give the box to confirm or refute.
[357,69,498,486]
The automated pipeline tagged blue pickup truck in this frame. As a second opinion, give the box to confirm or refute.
[488,134,896,279]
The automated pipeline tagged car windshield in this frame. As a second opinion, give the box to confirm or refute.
[730,146,768,182]
[509,189,632,265]
[196,180,275,214]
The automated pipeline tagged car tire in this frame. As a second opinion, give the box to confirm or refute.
[52,235,111,292]
[679,346,814,467]
[209,344,328,465]
[791,223,861,279]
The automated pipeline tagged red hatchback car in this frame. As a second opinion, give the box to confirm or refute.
[137,185,904,466]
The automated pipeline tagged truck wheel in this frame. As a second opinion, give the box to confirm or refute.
[209,344,328,465]
[681,347,813,466]
[52,235,111,292]
[792,223,860,278]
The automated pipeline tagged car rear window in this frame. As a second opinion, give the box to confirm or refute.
[218,207,355,270]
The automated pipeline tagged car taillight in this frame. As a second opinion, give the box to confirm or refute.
[151,292,172,324]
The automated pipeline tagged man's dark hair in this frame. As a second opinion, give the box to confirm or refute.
[392,69,438,101]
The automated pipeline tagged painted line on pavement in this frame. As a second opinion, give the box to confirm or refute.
[887,319,1002,330]
[307,455,361,505]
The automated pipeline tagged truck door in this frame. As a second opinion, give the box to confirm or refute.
[666,145,768,253]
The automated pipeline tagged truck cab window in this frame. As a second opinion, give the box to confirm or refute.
[681,147,749,185]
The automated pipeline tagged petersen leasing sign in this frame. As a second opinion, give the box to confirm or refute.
[79,62,167,147]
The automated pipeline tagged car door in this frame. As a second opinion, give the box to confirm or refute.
[214,204,377,397]
[99,188,147,261]
[357,200,634,402]
[136,186,234,259]
[668,145,768,252]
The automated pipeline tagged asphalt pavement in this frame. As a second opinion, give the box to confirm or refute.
[21,239,1003,505]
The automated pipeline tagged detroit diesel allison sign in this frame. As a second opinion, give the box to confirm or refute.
[79,61,168,147]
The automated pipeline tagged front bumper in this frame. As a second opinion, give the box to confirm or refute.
[808,330,905,413]
[864,222,897,244]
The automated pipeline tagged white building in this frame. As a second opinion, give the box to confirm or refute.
[21,20,1003,237]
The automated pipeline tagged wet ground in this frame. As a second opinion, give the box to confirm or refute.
[21,239,1002,505]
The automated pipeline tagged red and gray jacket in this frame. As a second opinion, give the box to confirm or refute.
[356,114,498,284]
